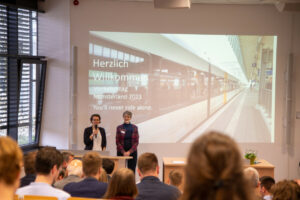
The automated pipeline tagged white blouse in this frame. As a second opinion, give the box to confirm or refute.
[92,129,102,151]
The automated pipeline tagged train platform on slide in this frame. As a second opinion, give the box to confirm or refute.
[182,88,272,143]
[137,87,272,143]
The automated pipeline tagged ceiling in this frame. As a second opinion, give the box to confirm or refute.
[120,0,300,12]
[124,0,300,4]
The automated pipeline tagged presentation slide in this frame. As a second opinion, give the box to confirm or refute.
[87,31,276,143]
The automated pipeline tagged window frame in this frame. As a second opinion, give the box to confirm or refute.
[0,4,46,151]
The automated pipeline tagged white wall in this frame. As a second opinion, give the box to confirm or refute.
[38,0,70,149]
[288,13,300,179]
[39,0,300,180]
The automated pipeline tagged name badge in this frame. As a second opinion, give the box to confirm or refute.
[121,129,126,134]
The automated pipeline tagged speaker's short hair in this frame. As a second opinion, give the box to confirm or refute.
[123,111,132,118]
[90,114,101,122]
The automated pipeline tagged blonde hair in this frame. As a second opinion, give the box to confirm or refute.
[137,153,158,174]
[104,168,138,199]
[98,167,108,183]
[67,159,82,177]
[0,137,23,185]
[82,152,102,176]
[244,167,260,188]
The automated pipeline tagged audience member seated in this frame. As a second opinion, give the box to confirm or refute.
[168,170,183,193]
[56,168,67,182]
[20,151,37,187]
[244,167,261,199]
[0,137,23,200]
[16,147,70,200]
[260,176,275,200]
[270,180,300,200]
[99,167,108,183]
[103,158,115,182]
[180,131,254,200]
[135,152,180,200]
[63,152,108,198]
[103,168,138,200]
[54,159,83,190]
[61,152,74,170]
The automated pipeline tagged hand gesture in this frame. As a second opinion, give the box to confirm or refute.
[93,128,98,135]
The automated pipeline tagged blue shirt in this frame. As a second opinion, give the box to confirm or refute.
[63,177,107,198]
[136,176,180,200]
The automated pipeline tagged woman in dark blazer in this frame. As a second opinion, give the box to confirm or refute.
[84,114,107,151]
[116,111,139,173]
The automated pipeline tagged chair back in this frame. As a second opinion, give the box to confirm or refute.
[68,197,102,200]
[23,195,58,200]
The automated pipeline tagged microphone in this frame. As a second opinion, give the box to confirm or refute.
[94,124,98,138]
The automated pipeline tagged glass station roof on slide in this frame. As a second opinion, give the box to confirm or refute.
[90,31,248,84]
[162,34,248,84]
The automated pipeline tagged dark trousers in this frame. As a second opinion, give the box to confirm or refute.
[117,151,137,174]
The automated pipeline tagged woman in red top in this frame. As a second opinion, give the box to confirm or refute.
[103,168,138,200]
[116,111,139,173]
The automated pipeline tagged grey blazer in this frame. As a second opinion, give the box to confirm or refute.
[54,175,82,190]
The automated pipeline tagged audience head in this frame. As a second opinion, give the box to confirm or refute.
[35,147,63,179]
[181,131,253,200]
[102,158,115,175]
[260,176,275,196]
[0,136,23,189]
[82,152,102,177]
[23,151,37,175]
[244,167,260,188]
[104,168,138,199]
[137,153,159,178]
[169,170,183,187]
[62,152,74,169]
[270,180,300,200]
[67,159,83,177]
[99,167,108,183]
[56,169,66,181]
